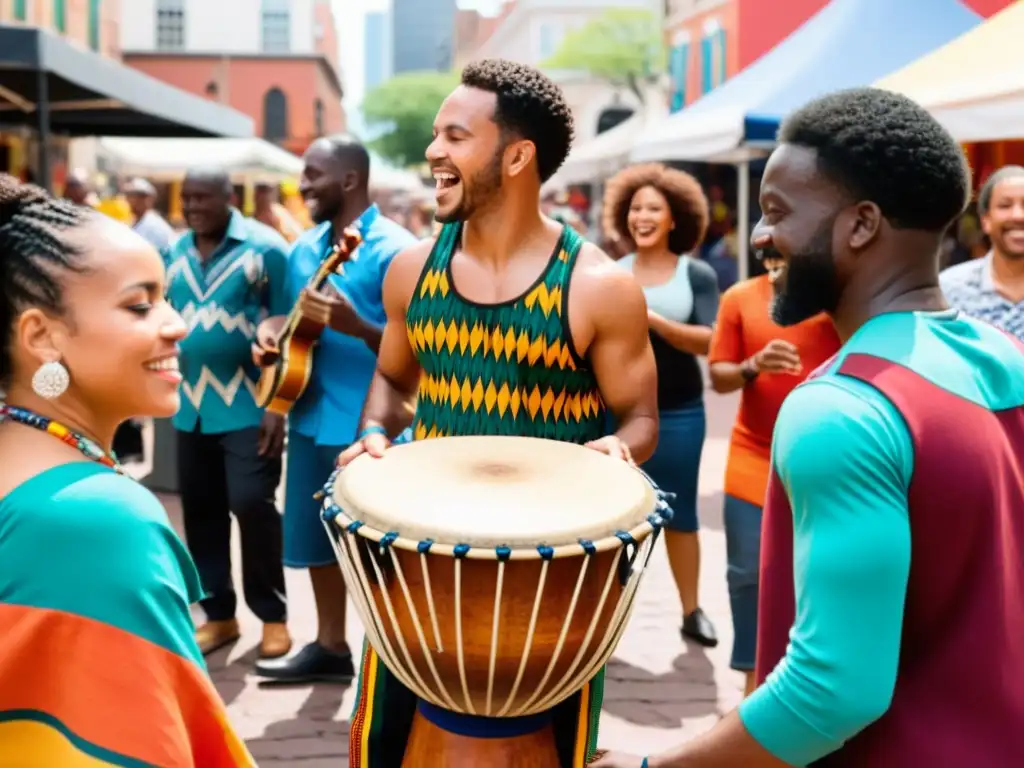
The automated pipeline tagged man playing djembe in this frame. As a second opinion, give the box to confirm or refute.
[335,59,659,767]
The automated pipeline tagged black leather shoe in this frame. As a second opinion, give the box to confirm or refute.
[254,642,355,683]
[681,608,719,648]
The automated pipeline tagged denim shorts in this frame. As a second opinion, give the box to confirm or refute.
[283,432,345,568]
[723,494,763,671]
[282,428,414,568]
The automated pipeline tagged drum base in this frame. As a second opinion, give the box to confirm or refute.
[401,702,560,768]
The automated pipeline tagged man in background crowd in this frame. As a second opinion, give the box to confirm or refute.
[124,177,175,253]
[253,135,417,683]
[941,165,1024,340]
[63,170,98,208]
[165,167,293,662]
[254,181,305,243]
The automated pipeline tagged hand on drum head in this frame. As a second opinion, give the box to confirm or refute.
[336,430,390,467]
[588,750,646,767]
[584,434,634,465]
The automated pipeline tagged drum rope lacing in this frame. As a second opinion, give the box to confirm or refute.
[319,463,676,718]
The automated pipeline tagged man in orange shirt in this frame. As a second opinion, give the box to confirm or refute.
[707,254,840,696]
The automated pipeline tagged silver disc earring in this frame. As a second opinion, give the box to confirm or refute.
[32,360,70,399]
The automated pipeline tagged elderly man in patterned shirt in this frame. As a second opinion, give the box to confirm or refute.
[941,166,1024,340]
[164,167,293,661]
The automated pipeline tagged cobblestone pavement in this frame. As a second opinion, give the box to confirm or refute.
[161,391,742,766]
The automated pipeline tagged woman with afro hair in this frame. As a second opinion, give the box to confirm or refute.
[604,163,720,647]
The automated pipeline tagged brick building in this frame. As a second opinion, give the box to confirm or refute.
[1,0,121,58]
[120,0,344,156]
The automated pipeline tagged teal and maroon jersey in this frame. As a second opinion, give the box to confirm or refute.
[745,310,1024,766]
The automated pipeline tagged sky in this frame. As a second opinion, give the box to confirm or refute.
[335,0,503,134]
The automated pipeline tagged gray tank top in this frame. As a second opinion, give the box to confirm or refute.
[617,253,694,322]
[616,253,721,408]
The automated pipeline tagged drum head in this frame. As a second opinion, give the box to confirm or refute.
[333,436,656,549]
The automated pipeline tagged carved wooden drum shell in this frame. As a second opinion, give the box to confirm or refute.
[322,436,670,718]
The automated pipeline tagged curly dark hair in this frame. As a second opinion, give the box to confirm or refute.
[778,88,971,232]
[461,59,574,183]
[0,174,88,383]
[602,163,709,255]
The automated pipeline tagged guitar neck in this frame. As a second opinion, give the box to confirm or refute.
[279,242,350,336]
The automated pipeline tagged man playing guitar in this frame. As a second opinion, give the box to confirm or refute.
[252,136,417,683]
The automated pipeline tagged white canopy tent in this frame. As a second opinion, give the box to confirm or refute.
[555,97,669,185]
[97,137,303,182]
[97,138,428,193]
[875,1,1024,143]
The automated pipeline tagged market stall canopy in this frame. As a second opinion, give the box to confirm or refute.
[97,137,301,181]
[556,97,668,184]
[0,25,252,137]
[368,152,428,193]
[874,1,1024,143]
[630,0,980,163]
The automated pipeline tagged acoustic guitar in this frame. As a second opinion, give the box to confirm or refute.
[255,227,362,416]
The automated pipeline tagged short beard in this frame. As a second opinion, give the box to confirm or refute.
[435,147,504,224]
[770,221,841,327]
[311,202,340,226]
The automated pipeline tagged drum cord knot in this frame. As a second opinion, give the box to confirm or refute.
[578,538,597,555]
[380,531,399,550]
[453,543,471,558]
[346,520,364,534]
[536,545,555,560]
[615,530,639,587]
[495,545,512,561]
[614,531,636,547]
[417,538,434,554]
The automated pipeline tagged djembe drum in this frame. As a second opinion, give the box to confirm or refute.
[321,436,670,766]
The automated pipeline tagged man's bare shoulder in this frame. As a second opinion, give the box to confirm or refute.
[571,241,647,315]
[383,238,436,310]
[390,238,436,276]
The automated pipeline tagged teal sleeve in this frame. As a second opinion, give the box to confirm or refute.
[738,378,913,766]
[265,243,293,317]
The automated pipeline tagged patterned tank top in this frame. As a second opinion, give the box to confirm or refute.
[406,222,606,443]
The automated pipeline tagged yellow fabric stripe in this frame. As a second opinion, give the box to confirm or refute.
[358,647,380,767]
[0,720,114,767]
[573,681,591,768]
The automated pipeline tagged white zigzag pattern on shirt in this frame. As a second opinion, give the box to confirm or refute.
[180,302,256,338]
[181,367,258,410]
[166,249,261,302]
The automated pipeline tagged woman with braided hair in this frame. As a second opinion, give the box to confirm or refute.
[0,175,253,766]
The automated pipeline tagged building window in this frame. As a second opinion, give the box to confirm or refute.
[88,0,101,51]
[156,0,185,51]
[669,30,690,112]
[262,0,291,54]
[263,88,288,141]
[53,0,66,32]
[538,22,561,59]
[13,0,28,22]
[314,98,324,136]
[701,18,726,95]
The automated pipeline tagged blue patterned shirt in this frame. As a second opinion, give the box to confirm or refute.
[287,204,417,446]
[940,253,1024,342]
[165,210,292,433]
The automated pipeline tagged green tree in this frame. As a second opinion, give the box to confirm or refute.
[360,70,459,168]
[543,8,665,104]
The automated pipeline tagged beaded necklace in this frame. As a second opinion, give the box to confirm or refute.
[0,404,123,474]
